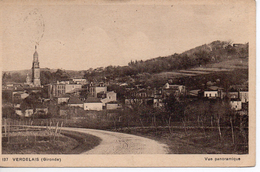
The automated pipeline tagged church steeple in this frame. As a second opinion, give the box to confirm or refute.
[32,45,41,87]
[33,45,39,63]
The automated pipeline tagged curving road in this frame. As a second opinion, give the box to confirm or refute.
[60,127,169,154]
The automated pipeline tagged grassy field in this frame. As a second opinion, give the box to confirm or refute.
[153,57,248,79]
[2,127,101,154]
[116,127,248,154]
[3,117,248,154]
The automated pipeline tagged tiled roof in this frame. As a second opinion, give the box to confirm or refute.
[68,96,83,104]
[206,86,223,91]
[85,97,102,103]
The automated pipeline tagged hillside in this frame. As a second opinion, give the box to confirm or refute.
[2,40,248,86]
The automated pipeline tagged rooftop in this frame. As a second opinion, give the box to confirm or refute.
[68,96,83,104]
[85,97,102,103]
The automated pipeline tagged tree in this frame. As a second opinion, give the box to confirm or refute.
[55,69,70,81]
[20,92,41,115]
[194,50,211,66]
[163,93,185,133]
[2,106,16,119]
[209,99,234,140]
[40,70,53,85]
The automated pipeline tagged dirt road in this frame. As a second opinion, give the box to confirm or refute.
[60,127,169,154]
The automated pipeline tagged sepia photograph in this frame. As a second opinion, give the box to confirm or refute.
[0,0,255,167]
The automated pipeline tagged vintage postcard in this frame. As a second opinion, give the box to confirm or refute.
[0,0,256,167]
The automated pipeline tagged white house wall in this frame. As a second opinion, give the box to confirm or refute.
[84,103,103,111]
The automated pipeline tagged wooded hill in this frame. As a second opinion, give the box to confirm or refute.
[2,40,248,86]
[83,40,248,82]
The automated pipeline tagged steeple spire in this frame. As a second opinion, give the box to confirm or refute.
[32,45,41,87]
[33,45,39,63]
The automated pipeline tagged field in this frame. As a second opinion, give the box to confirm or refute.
[2,120,101,154]
[154,57,248,79]
[116,127,248,154]
[2,106,248,154]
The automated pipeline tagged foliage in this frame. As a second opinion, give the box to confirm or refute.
[82,41,248,84]
[2,72,26,84]
[20,92,41,112]
[2,106,16,118]
[163,94,185,121]
[41,69,70,84]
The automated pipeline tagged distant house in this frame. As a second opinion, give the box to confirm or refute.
[204,86,223,99]
[72,78,87,85]
[228,92,239,99]
[188,89,201,97]
[101,91,117,106]
[83,97,103,111]
[15,108,33,117]
[56,95,70,104]
[13,92,29,104]
[204,90,218,98]
[239,91,248,103]
[125,88,154,106]
[35,104,48,115]
[230,98,242,111]
[106,101,122,110]
[68,96,84,108]
[48,81,82,98]
[4,82,24,90]
[89,82,107,98]
[163,83,186,97]
[125,98,144,106]
[153,89,163,107]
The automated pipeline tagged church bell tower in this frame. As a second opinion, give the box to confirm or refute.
[32,45,41,87]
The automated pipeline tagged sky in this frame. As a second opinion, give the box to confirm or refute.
[1,1,251,71]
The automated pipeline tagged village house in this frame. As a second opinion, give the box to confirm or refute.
[72,78,88,85]
[204,90,218,98]
[13,92,29,106]
[162,83,186,97]
[239,91,249,103]
[230,98,242,111]
[106,101,122,110]
[15,108,34,117]
[100,91,116,103]
[125,88,154,106]
[68,96,84,108]
[56,94,70,104]
[153,89,163,107]
[48,81,82,98]
[203,86,223,99]
[89,82,107,97]
[3,82,24,90]
[187,89,201,98]
[35,104,48,115]
[83,97,103,111]
[225,87,239,99]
